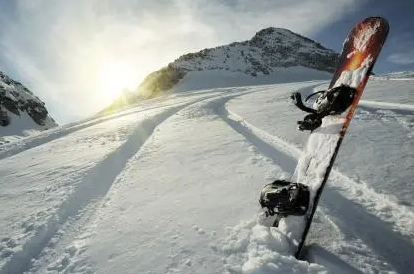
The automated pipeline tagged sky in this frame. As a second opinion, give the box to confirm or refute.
[0,0,413,124]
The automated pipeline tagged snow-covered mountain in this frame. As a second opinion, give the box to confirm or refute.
[0,71,57,144]
[103,28,338,113]
[175,28,338,73]
[139,28,338,96]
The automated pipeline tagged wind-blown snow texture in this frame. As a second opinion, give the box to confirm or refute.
[0,69,413,274]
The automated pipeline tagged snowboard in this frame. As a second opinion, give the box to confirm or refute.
[274,17,389,259]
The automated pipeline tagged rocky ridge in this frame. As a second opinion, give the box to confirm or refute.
[0,71,57,138]
[136,27,339,97]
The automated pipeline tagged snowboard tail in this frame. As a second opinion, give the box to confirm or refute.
[273,17,389,259]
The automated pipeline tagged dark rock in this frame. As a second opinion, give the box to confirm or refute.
[0,70,55,128]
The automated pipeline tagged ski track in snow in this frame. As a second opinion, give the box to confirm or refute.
[356,103,414,139]
[3,88,273,274]
[0,108,180,274]
[210,96,297,175]
[0,99,198,161]
[0,93,233,274]
[46,88,278,274]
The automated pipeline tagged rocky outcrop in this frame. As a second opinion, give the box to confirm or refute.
[137,65,186,97]
[0,71,57,130]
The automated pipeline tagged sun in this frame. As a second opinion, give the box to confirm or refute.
[97,61,138,101]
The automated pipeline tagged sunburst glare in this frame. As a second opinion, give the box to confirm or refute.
[97,61,138,101]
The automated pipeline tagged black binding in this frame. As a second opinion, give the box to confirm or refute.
[291,84,357,131]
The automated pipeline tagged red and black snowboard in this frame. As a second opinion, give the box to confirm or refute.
[271,17,389,259]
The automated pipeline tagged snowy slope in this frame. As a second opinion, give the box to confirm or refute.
[0,77,413,274]
[0,71,57,145]
[172,67,332,93]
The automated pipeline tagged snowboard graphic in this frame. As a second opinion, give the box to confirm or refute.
[263,17,389,259]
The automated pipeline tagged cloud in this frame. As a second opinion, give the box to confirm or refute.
[387,51,414,65]
[386,33,414,65]
[0,0,365,123]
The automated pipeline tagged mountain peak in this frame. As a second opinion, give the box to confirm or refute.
[252,27,293,39]
[133,27,338,97]
[249,27,333,59]
[251,27,321,46]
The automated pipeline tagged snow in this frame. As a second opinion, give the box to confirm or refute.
[333,55,373,89]
[0,112,51,141]
[372,71,414,80]
[172,67,332,93]
[0,69,413,274]
[353,21,380,52]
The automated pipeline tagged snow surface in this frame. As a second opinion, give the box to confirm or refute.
[172,67,331,93]
[372,71,414,80]
[0,69,413,274]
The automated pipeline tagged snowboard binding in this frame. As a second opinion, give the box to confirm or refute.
[291,84,357,131]
[259,180,310,225]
